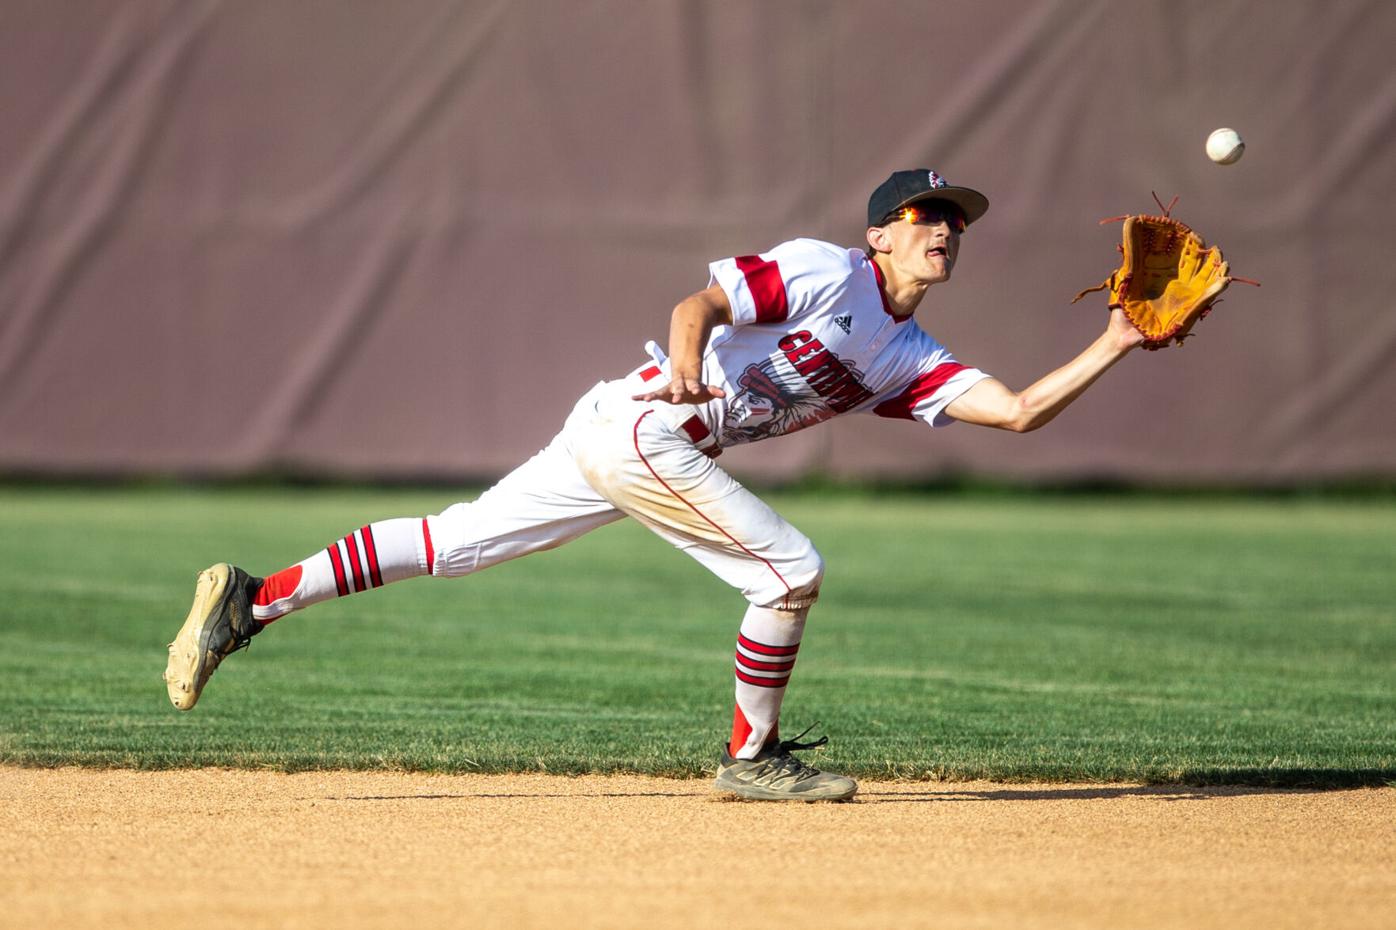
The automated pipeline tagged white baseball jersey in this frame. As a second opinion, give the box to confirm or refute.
[635,238,992,449]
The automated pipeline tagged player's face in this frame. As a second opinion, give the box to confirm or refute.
[883,202,963,284]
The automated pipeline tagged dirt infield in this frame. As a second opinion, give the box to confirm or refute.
[3,767,1392,929]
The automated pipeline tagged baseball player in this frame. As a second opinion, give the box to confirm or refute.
[164,169,1147,801]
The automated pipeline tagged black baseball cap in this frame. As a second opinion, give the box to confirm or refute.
[867,169,990,228]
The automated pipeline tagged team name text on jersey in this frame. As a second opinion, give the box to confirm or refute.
[777,331,875,413]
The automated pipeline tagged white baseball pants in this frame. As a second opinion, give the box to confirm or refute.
[427,380,824,612]
[250,376,823,758]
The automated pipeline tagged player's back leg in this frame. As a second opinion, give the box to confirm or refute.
[163,432,622,710]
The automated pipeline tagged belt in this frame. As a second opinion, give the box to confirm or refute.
[636,361,721,458]
[678,414,721,459]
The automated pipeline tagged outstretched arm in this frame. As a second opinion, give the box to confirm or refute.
[631,284,734,405]
[946,307,1145,432]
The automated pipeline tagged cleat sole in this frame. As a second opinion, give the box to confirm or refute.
[163,564,231,711]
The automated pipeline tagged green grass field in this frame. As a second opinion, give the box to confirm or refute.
[1,484,1392,786]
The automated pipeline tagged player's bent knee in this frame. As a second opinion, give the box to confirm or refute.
[425,503,489,578]
[756,546,824,611]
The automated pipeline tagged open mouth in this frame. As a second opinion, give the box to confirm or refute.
[927,246,948,259]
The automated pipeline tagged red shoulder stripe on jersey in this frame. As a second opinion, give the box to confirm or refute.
[735,254,789,324]
[873,362,969,420]
[640,365,661,381]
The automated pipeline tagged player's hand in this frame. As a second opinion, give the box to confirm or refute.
[1106,306,1146,352]
[632,375,727,405]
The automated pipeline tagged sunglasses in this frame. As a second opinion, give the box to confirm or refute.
[883,202,967,233]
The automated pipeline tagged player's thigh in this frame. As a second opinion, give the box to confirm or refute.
[579,412,822,608]
[428,433,623,576]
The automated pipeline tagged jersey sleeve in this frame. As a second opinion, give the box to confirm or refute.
[708,239,853,328]
[867,338,993,429]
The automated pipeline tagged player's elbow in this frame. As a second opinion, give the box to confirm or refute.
[1005,397,1046,433]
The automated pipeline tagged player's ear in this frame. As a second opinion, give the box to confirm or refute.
[865,225,892,255]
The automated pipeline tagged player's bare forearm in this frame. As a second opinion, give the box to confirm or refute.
[947,308,1142,432]
[632,284,734,405]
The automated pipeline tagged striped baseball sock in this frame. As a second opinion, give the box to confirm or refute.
[728,604,808,759]
[251,518,435,623]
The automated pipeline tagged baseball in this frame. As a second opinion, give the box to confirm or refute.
[1206,127,1245,165]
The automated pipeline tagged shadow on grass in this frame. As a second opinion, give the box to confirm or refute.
[1168,767,1396,790]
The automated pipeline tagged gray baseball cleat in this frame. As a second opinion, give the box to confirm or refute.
[163,563,264,711]
[713,728,858,802]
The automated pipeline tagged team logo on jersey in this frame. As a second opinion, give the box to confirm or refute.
[834,314,852,334]
[927,170,946,189]
[721,330,874,445]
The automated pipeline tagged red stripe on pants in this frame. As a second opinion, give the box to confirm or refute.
[631,410,793,601]
[422,518,435,575]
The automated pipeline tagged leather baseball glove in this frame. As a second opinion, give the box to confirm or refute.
[1073,195,1256,349]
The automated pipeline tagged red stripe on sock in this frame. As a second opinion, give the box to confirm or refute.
[729,704,753,757]
[735,653,797,673]
[422,518,435,575]
[253,565,303,606]
[728,704,780,757]
[737,633,800,657]
[735,669,792,689]
[360,525,383,588]
[326,544,350,597]
[344,533,367,593]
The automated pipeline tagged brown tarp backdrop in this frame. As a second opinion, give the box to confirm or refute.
[2,0,1394,482]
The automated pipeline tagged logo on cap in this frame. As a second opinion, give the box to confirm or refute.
[927,171,946,189]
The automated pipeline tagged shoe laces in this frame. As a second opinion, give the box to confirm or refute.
[227,585,264,655]
[758,724,830,781]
